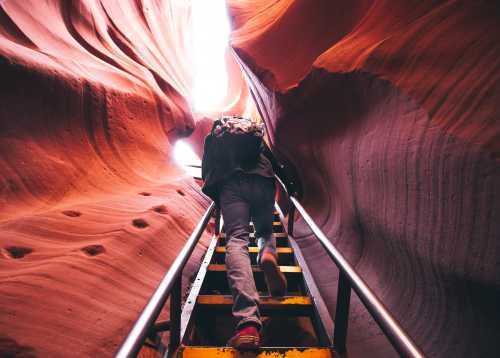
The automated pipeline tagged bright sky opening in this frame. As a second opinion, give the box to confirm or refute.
[173,140,201,176]
[190,0,231,112]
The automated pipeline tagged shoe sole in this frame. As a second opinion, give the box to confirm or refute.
[260,256,287,296]
[228,334,260,351]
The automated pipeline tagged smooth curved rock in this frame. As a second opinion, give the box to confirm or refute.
[0,1,219,356]
[229,1,500,357]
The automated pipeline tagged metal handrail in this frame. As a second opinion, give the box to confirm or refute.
[123,161,423,356]
[276,176,425,357]
[115,202,215,358]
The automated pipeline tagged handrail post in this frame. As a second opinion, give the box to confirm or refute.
[168,275,182,356]
[333,271,352,352]
[215,207,221,236]
[288,204,295,236]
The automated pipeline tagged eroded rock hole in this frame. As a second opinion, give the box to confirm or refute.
[138,192,151,196]
[4,246,33,259]
[176,189,185,196]
[81,245,105,256]
[152,205,168,214]
[62,210,81,217]
[132,218,149,228]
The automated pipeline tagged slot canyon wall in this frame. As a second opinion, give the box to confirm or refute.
[229,0,500,357]
[0,1,231,356]
[0,0,499,357]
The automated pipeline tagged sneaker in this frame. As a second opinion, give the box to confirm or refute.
[228,323,260,351]
[260,250,287,296]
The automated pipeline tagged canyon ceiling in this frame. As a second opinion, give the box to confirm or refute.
[1,0,499,357]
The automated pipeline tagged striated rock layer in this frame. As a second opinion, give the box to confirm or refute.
[229,0,500,357]
[0,179,212,357]
[0,0,196,220]
[0,1,222,356]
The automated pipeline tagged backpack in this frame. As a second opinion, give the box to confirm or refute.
[211,116,264,163]
[212,115,264,138]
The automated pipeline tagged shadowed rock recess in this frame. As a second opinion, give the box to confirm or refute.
[1,0,499,357]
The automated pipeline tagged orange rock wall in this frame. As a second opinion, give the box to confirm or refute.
[0,0,197,220]
[0,1,216,356]
[0,180,212,357]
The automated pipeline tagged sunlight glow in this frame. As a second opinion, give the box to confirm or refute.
[173,140,201,176]
[190,0,231,112]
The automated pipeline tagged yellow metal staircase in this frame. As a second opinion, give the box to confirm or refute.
[174,209,334,357]
[116,185,424,358]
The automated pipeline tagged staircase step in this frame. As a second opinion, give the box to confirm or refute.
[201,264,305,296]
[217,232,289,247]
[218,232,288,239]
[208,264,301,273]
[242,222,284,233]
[179,346,333,357]
[212,246,294,266]
[198,295,311,306]
[215,247,292,254]
[201,268,305,295]
[197,295,313,315]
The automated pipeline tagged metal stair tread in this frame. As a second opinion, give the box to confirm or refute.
[207,264,301,273]
[215,247,293,254]
[218,232,288,239]
[197,295,312,306]
[178,346,333,357]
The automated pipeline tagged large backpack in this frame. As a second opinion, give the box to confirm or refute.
[211,116,264,164]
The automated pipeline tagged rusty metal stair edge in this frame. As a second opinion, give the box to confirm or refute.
[219,232,288,238]
[215,246,293,254]
[176,346,334,358]
[207,264,302,273]
[197,295,312,306]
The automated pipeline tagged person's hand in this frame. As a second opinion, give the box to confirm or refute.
[285,180,298,197]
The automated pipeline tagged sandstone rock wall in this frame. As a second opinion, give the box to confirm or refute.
[0,1,215,356]
[229,1,500,356]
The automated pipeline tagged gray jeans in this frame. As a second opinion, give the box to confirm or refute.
[219,172,276,329]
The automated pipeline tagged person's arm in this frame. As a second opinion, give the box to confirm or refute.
[202,119,224,180]
[262,141,297,195]
[201,134,213,181]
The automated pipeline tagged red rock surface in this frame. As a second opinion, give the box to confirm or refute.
[229,0,500,357]
[0,1,217,356]
[0,179,212,357]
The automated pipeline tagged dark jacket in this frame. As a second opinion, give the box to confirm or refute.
[201,131,286,202]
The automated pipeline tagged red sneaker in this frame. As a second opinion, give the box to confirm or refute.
[227,324,260,351]
[260,250,287,296]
